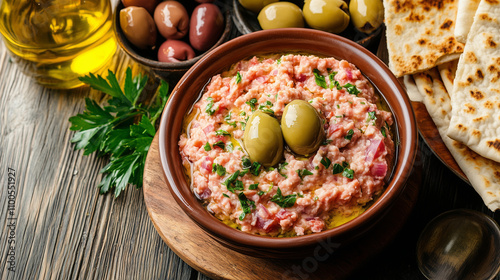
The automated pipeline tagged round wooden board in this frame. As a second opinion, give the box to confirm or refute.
[411,101,468,183]
[143,134,421,280]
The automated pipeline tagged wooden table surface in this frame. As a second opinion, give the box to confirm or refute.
[1,2,499,279]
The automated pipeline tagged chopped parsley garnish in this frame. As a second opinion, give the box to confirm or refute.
[343,83,360,96]
[278,162,288,178]
[313,69,327,89]
[320,157,331,168]
[250,161,262,176]
[203,142,211,151]
[238,192,255,220]
[224,171,244,193]
[332,161,355,179]
[329,71,338,89]
[213,141,225,150]
[258,190,265,196]
[334,80,342,90]
[249,183,259,190]
[226,142,234,152]
[368,111,377,121]
[270,187,297,208]
[246,98,258,111]
[259,101,274,114]
[343,168,355,179]
[321,139,333,146]
[223,193,230,198]
[277,58,281,64]
[345,129,354,140]
[332,163,344,174]
[242,157,252,169]
[205,97,216,115]
[297,169,314,180]
[236,72,242,84]
[381,126,387,137]
[215,129,230,136]
[212,163,226,176]
[224,112,237,127]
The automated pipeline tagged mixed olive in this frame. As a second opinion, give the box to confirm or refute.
[119,0,225,63]
[240,0,384,35]
[243,100,325,166]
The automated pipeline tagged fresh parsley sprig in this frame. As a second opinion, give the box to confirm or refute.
[69,68,170,197]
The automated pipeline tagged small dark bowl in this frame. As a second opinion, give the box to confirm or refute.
[159,28,417,258]
[232,0,383,52]
[114,0,233,82]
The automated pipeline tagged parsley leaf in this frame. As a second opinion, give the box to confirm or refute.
[270,187,297,208]
[212,163,226,176]
[236,72,242,84]
[297,169,314,180]
[204,142,212,151]
[246,98,258,111]
[313,69,327,89]
[368,111,377,121]
[320,157,331,168]
[70,68,170,197]
[205,97,216,115]
[332,163,344,174]
[345,129,354,140]
[343,83,360,96]
[238,192,256,220]
[215,129,230,136]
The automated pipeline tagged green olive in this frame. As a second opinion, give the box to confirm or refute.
[238,0,279,14]
[281,100,324,156]
[243,111,284,167]
[258,2,304,30]
[349,0,384,34]
[302,0,350,34]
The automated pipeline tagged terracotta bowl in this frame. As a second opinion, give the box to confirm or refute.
[158,28,417,258]
[113,1,233,82]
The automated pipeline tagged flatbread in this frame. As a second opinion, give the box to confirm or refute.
[454,0,481,43]
[384,0,464,77]
[412,63,500,211]
[447,0,500,163]
[403,75,424,102]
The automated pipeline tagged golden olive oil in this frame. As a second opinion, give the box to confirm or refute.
[0,0,117,89]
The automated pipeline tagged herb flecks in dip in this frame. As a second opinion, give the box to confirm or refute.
[179,54,395,236]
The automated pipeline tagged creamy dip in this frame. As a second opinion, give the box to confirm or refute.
[179,54,395,236]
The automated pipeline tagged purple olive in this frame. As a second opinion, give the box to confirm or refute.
[157,40,196,63]
[189,3,224,52]
[154,1,190,40]
[120,7,157,49]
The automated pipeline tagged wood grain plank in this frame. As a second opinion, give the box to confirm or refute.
[0,43,199,280]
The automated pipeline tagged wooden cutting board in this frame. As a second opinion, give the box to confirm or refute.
[143,134,421,280]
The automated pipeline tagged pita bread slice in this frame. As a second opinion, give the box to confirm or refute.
[454,0,481,43]
[447,0,500,163]
[403,75,424,102]
[384,0,464,77]
[413,63,500,211]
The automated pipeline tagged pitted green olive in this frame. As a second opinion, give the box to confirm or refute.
[302,0,350,34]
[258,2,304,30]
[238,0,279,14]
[243,111,284,167]
[349,0,384,34]
[281,100,324,156]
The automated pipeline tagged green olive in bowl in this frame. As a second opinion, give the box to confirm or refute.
[302,0,350,34]
[243,111,284,166]
[349,0,384,34]
[238,0,279,13]
[257,2,304,30]
[281,100,324,156]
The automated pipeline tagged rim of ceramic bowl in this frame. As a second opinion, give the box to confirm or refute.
[113,2,233,72]
[159,28,417,251]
